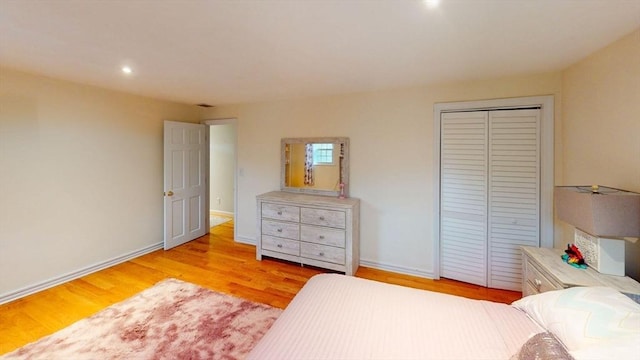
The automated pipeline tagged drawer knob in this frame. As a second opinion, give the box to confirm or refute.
[277,211,282,215]
[319,252,325,256]
[319,235,325,239]
[277,228,283,232]
[277,244,283,248]
[319,216,325,221]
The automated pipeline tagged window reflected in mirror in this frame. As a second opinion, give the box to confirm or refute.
[281,137,349,197]
[285,143,339,188]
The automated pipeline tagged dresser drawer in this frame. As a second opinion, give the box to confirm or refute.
[261,220,299,240]
[262,203,300,222]
[300,225,345,248]
[301,207,346,229]
[301,242,345,265]
[262,235,300,256]
[525,260,563,294]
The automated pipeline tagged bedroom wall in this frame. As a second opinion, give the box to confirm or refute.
[0,67,202,300]
[1,29,634,301]
[203,72,563,277]
[561,29,640,280]
[3,29,633,299]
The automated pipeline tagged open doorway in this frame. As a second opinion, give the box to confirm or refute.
[205,119,237,235]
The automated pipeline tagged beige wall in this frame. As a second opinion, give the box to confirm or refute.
[204,72,563,277]
[562,29,639,192]
[0,68,202,299]
[204,29,638,280]
[3,27,636,299]
[561,29,640,279]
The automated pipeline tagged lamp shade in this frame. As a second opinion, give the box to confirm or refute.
[554,186,640,238]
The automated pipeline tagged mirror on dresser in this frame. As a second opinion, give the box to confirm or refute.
[281,137,349,197]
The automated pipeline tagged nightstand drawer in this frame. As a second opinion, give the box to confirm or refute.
[523,281,540,297]
[520,246,640,299]
[525,260,563,294]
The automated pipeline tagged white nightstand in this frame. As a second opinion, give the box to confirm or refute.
[521,246,640,302]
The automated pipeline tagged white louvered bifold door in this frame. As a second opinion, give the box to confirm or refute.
[440,112,489,287]
[488,110,540,291]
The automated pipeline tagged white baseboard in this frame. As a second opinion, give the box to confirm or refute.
[0,242,163,305]
[359,259,436,279]
[215,239,433,279]
[235,234,256,246]
[209,210,234,217]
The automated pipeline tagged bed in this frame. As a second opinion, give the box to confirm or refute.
[248,274,640,360]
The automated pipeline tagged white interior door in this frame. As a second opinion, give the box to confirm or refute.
[488,109,540,290]
[439,109,541,290]
[440,111,489,287]
[164,121,207,250]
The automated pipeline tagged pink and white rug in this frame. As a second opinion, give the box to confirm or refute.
[2,278,282,360]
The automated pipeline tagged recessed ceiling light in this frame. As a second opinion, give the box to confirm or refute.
[425,0,440,9]
[121,66,133,74]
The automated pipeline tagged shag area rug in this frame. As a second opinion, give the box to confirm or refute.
[2,279,281,360]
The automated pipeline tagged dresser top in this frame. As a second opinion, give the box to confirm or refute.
[257,191,360,208]
[522,246,640,296]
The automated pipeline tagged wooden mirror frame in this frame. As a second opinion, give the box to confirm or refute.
[280,137,350,197]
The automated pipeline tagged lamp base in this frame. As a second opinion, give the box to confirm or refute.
[574,228,625,276]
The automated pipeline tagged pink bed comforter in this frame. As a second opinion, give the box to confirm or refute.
[248,274,543,359]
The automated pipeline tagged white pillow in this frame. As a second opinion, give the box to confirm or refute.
[512,286,640,352]
[568,337,640,360]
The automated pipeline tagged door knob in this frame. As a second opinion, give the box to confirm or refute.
[165,191,174,196]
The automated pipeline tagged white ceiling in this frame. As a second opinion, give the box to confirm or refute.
[1,0,639,106]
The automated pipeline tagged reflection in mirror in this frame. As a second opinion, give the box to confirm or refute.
[286,143,339,188]
[281,137,349,197]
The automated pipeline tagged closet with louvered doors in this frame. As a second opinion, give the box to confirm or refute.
[439,108,541,291]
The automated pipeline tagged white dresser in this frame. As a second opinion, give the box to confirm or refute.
[521,246,640,301]
[256,191,360,275]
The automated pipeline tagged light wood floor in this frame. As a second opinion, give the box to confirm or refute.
[0,220,521,354]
